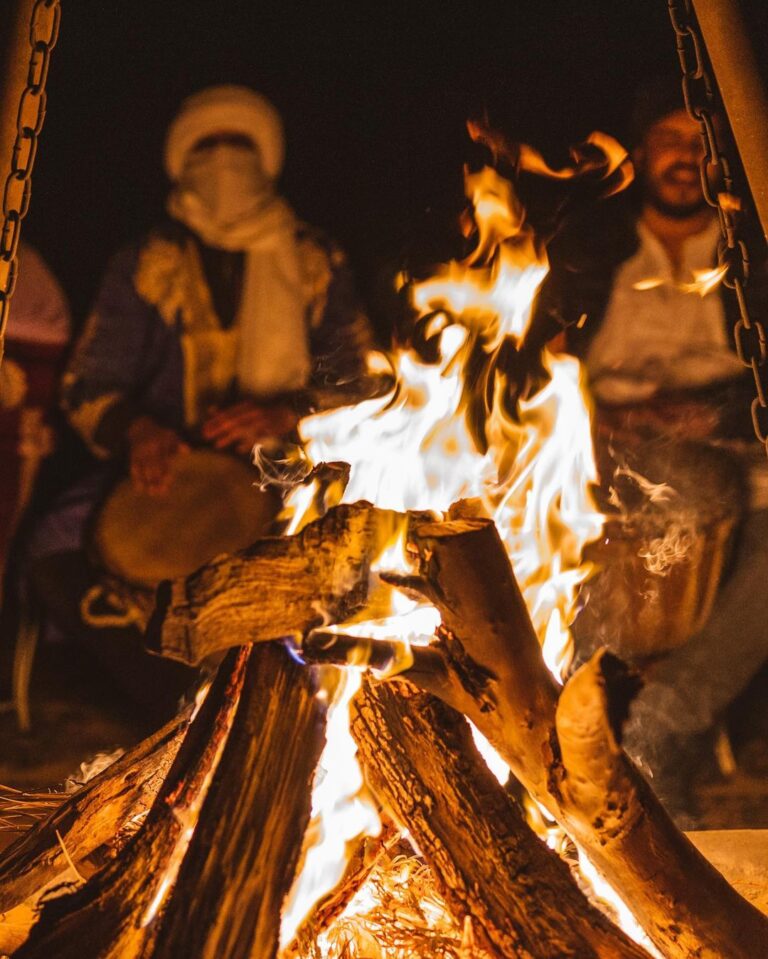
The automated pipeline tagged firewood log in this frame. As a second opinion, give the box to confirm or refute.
[352,677,651,959]
[146,502,403,666]
[13,648,248,959]
[396,517,768,959]
[149,642,326,959]
[0,707,190,919]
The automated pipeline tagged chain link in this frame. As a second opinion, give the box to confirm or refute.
[0,0,61,363]
[668,0,768,453]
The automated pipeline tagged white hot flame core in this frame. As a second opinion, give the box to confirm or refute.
[577,846,663,956]
[297,325,478,513]
[280,669,381,948]
[295,329,602,674]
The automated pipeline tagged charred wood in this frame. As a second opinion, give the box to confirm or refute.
[13,648,248,959]
[352,677,650,959]
[146,502,403,666]
[149,642,326,959]
[0,708,190,919]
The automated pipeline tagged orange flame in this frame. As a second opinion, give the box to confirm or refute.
[412,168,546,349]
[632,263,728,297]
[275,141,634,949]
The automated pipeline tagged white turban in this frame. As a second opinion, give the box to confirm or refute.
[164,86,310,401]
[164,85,285,183]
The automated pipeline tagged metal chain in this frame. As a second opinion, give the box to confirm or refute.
[0,0,61,364]
[668,0,768,453]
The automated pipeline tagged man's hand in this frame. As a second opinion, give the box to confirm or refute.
[200,401,299,455]
[127,416,189,496]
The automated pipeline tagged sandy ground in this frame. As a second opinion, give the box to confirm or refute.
[0,643,152,791]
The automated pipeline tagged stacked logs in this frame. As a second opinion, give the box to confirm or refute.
[0,502,766,959]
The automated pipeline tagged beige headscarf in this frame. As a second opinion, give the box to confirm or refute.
[165,86,310,397]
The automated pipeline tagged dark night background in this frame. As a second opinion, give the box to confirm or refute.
[11,0,768,339]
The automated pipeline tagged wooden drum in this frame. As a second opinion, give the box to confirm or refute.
[84,449,280,627]
[576,440,744,663]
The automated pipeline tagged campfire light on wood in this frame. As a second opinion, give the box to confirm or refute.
[2,133,767,959]
[274,154,615,948]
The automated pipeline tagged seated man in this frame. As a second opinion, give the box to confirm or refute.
[28,85,372,721]
[533,78,767,822]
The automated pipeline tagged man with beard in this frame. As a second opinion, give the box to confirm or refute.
[532,78,767,825]
[538,79,750,413]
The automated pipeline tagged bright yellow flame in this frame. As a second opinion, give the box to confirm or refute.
[469,723,510,785]
[283,480,320,535]
[683,263,728,297]
[290,349,602,683]
[577,846,662,957]
[486,349,603,676]
[279,161,612,946]
[293,325,481,513]
[517,132,632,192]
[632,277,664,291]
[412,167,546,349]
[280,522,438,952]
[281,669,382,949]
[632,264,727,297]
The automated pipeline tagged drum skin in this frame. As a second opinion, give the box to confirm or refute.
[93,449,280,587]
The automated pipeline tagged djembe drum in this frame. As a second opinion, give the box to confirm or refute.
[577,439,744,663]
[83,449,280,629]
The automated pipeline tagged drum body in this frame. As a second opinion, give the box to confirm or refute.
[576,440,743,662]
[85,450,279,627]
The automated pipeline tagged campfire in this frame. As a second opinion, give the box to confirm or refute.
[1,130,766,959]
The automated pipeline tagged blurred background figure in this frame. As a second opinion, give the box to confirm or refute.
[26,85,372,722]
[0,241,70,586]
[533,76,768,824]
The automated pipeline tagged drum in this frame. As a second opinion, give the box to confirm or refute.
[576,439,744,662]
[83,449,280,628]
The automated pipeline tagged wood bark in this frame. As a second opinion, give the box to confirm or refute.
[352,677,650,959]
[13,648,248,959]
[0,708,190,917]
[149,642,326,959]
[146,502,403,665]
[402,518,768,959]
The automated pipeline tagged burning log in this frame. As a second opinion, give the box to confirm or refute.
[146,502,403,666]
[0,706,190,919]
[397,517,768,959]
[352,676,651,959]
[13,648,248,959]
[149,642,326,959]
